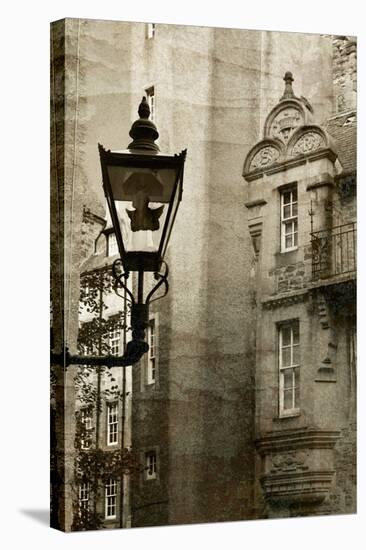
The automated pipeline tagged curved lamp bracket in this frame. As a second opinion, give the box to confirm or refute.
[112,260,135,304]
[51,260,170,369]
[146,261,169,305]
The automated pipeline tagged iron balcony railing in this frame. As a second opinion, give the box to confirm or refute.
[311,222,357,280]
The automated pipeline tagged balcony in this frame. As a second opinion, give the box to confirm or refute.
[311,222,356,281]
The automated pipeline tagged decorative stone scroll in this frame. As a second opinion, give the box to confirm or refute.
[250,146,280,170]
[270,450,310,474]
[312,290,337,382]
[291,131,325,156]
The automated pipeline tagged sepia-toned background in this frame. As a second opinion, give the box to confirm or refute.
[50,18,357,532]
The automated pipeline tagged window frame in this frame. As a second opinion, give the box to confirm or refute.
[80,407,93,450]
[107,231,118,257]
[78,482,90,515]
[107,401,119,446]
[280,186,298,252]
[278,320,300,417]
[108,321,121,357]
[147,317,157,385]
[82,281,90,298]
[146,23,156,39]
[144,450,157,481]
[104,478,117,519]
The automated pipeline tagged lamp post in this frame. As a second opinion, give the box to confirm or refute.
[51,97,186,368]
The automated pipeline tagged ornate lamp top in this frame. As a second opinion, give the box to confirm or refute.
[280,71,295,101]
[138,96,151,119]
[128,97,160,152]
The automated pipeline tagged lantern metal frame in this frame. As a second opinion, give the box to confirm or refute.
[98,145,186,273]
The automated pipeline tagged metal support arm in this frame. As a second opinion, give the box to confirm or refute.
[51,338,149,368]
[51,260,169,369]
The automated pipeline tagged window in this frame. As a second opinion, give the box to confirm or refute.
[107,402,118,446]
[147,319,156,384]
[81,281,90,298]
[279,321,300,416]
[105,478,117,519]
[107,232,118,256]
[80,408,93,450]
[145,450,157,480]
[281,187,298,251]
[81,329,95,356]
[145,86,155,121]
[109,324,120,356]
[78,482,90,513]
[146,23,156,39]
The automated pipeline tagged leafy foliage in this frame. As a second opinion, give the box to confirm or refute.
[70,267,141,531]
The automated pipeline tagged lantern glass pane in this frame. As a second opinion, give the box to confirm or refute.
[107,164,179,254]
[160,175,182,260]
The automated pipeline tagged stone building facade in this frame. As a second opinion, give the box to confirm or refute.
[243,64,356,518]
[50,19,356,531]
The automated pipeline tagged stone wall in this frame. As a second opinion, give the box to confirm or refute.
[269,261,309,294]
[332,36,357,114]
[50,18,115,531]
[130,23,259,527]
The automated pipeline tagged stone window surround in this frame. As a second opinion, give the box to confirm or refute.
[277,318,301,418]
[146,23,156,40]
[80,407,93,450]
[104,478,118,520]
[140,445,160,485]
[78,482,90,513]
[106,401,119,447]
[140,312,160,391]
[145,449,157,480]
[279,183,298,253]
[147,317,157,385]
[108,318,121,357]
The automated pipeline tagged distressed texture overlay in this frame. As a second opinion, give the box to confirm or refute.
[50,19,356,531]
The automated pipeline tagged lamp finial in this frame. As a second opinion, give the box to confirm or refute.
[138,96,150,119]
[128,97,159,152]
[281,71,295,100]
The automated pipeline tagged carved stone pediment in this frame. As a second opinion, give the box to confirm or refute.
[250,145,280,170]
[242,74,338,180]
[268,104,304,144]
[243,139,284,175]
[288,126,328,157]
[293,131,323,154]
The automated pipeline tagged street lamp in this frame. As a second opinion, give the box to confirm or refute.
[99,98,186,274]
[51,97,186,367]
[99,96,186,362]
